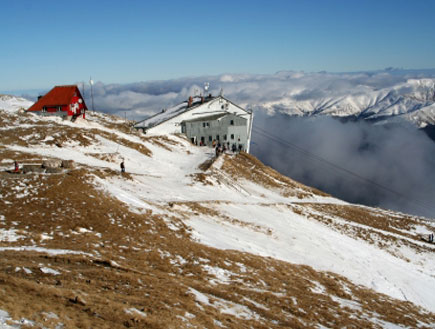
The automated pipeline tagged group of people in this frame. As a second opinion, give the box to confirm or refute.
[213,140,243,157]
[198,139,244,154]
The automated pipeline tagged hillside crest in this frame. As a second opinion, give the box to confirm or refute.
[0,101,434,328]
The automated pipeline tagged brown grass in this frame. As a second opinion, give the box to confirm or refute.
[221,152,329,199]
[1,114,434,328]
[144,136,175,151]
[0,163,433,328]
[298,203,435,256]
[0,112,152,158]
[93,129,152,157]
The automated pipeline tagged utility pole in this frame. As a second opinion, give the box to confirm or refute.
[89,77,95,111]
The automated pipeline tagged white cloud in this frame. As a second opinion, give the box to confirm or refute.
[76,69,435,122]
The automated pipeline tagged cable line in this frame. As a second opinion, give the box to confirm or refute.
[252,125,435,216]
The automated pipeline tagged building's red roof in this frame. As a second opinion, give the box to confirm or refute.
[27,85,88,112]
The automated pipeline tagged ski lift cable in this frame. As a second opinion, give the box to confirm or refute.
[253,126,435,215]
[253,127,435,215]
[252,125,435,216]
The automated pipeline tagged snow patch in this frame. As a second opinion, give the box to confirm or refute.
[40,267,60,275]
[0,229,24,242]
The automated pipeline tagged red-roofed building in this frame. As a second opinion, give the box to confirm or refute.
[27,85,87,120]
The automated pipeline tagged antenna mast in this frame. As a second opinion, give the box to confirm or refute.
[82,81,85,100]
[89,77,95,111]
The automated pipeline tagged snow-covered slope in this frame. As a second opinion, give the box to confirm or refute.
[259,78,435,127]
[1,97,434,327]
[0,94,33,113]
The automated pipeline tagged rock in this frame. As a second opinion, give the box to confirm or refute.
[42,159,62,168]
[61,160,75,168]
[22,165,45,173]
[69,295,87,306]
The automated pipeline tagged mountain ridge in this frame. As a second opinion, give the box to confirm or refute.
[0,96,434,328]
[255,78,435,128]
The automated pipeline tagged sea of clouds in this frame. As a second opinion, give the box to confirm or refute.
[251,112,435,218]
[68,68,435,120]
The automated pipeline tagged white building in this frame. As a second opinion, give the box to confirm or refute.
[134,95,254,153]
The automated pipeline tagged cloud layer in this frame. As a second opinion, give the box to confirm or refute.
[75,69,435,121]
[251,112,435,218]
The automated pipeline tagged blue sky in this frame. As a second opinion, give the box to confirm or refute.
[1,0,434,92]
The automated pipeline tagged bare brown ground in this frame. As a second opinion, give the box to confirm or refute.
[300,203,435,256]
[0,166,434,328]
[86,112,135,134]
[92,129,152,157]
[0,111,152,158]
[221,152,329,199]
[143,136,180,152]
[1,112,434,328]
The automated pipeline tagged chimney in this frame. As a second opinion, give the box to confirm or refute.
[37,95,43,100]
[188,96,193,107]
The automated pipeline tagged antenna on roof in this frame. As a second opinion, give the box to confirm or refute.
[82,81,85,100]
[89,77,95,111]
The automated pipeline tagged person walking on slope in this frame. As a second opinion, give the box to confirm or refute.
[14,160,19,172]
[120,160,125,173]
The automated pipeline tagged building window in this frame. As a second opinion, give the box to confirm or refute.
[206,122,210,127]
[209,136,212,142]
[224,134,227,141]
[230,120,234,125]
[231,134,234,140]
[216,135,220,141]
[203,122,206,128]
[42,107,46,113]
[181,125,186,133]
[221,105,225,109]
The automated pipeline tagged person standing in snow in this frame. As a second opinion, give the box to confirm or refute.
[14,160,19,172]
[120,160,125,173]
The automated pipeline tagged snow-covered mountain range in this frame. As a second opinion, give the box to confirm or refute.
[0,96,434,327]
[258,77,435,128]
[53,70,435,129]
